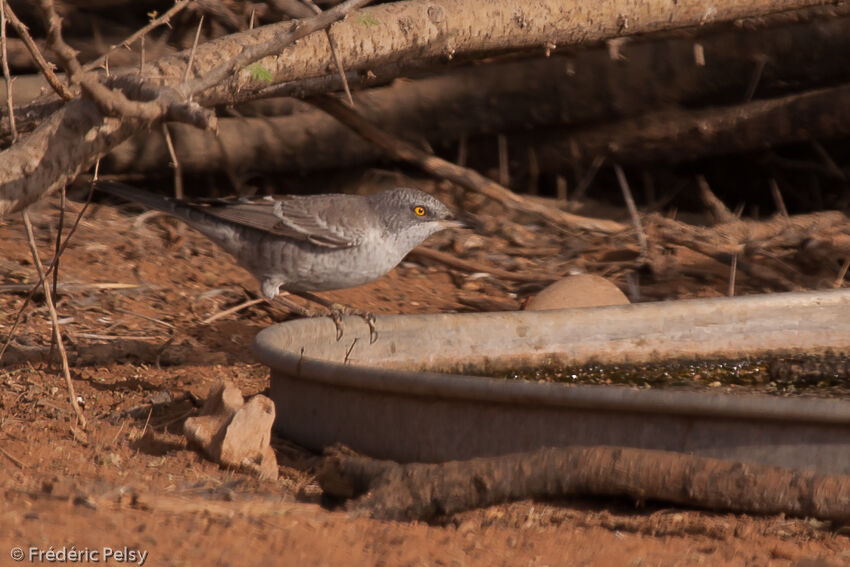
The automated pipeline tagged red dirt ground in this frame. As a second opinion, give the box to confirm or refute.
[1,182,848,566]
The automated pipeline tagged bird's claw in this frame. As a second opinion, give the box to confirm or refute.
[291,292,378,343]
[329,310,344,341]
[362,312,378,344]
[327,304,378,343]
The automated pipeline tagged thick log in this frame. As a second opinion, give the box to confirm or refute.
[320,446,850,522]
[0,0,837,217]
[107,12,850,176]
[526,82,850,171]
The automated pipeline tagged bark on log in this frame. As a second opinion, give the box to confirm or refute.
[319,446,850,522]
[107,11,850,176]
[0,0,836,218]
[525,83,850,171]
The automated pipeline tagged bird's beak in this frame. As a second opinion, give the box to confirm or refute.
[438,216,472,230]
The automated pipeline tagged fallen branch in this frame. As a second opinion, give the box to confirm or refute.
[106,11,850,177]
[527,82,850,172]
[0,0,836,218]
[82,0,193,73]
[0,0,371,217]
[645,211,850,289]
[2,1,72,99]
[21,209,87,428]
[308,94,627,234]
[319,446,850,522]
[0,0,15,142]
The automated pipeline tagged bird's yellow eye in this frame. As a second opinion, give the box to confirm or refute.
[413,206,426,216]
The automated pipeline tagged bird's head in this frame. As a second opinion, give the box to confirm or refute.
[369,188,466,249]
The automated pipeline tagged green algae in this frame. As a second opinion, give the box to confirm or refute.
[494,353,850,397]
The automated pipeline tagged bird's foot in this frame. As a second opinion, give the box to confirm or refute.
[327,304,378,344]
[272,293,322,318]
[298,292,378,343]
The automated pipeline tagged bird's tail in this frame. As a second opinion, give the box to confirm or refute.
[96,181,241,252]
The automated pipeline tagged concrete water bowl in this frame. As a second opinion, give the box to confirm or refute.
[253,289,850,474]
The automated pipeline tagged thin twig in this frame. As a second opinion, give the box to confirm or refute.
[743,55,767,102]
[696,174,737,224]
[1,1,72,99]
[613,163,648,258]
[201,297,264,324]
[571,154,605,204]
[302,0,355,107]
[728,253,738,297]
[110,420,126,446]
[72,333,161,341]
[769,178,789,218]
[52,186,66,301]
[497,134,509,187]
[22,210,87,428]
[0,162,98,364]
[83,0,193,72]
[0,445,25,468]
[834,258,850,289]
[0,282,141,293]
[179,0,374,99]
[0,0,16,142]
[161,123,183,199]
[45,184,67,367]
[183,15,204,85]
[38,0,213,130]
[809,140,846,181]
[141,406,153,437]
[457,136,468,167]
[36,0,84,81]
[556,175,567,201]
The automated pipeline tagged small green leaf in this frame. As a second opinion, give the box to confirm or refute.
[247,64,273,83]
[357,13,379,27]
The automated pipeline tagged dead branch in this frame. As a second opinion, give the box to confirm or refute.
[2,1,72,99]
[21,208,87,428]
[0,0,836,218]
[82,0,192,73]
[0,0,14,142]
[187,0,837,108]
[646,210,850,289]
[309,94,627,234]
[35,0,216,130]
[176,0,373,101]
[0,0,368,217]
[0,172,95,365]
[319,446,850,522]
[107,11,850,177]
[527,82,850,172]
[696,175,737,225]
[613,164,648,257]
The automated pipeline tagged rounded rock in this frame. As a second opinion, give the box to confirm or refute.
[525,274,629,311]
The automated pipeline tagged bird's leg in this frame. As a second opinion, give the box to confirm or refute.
[272,292,322,318]
[297,291,378,344]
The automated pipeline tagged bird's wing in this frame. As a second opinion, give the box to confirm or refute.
[200,195,364,248]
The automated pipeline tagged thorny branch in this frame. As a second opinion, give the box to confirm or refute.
[1,1,72,99]
[83,0,193,72]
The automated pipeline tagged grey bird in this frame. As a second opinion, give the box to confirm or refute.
[97,181,464,339]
